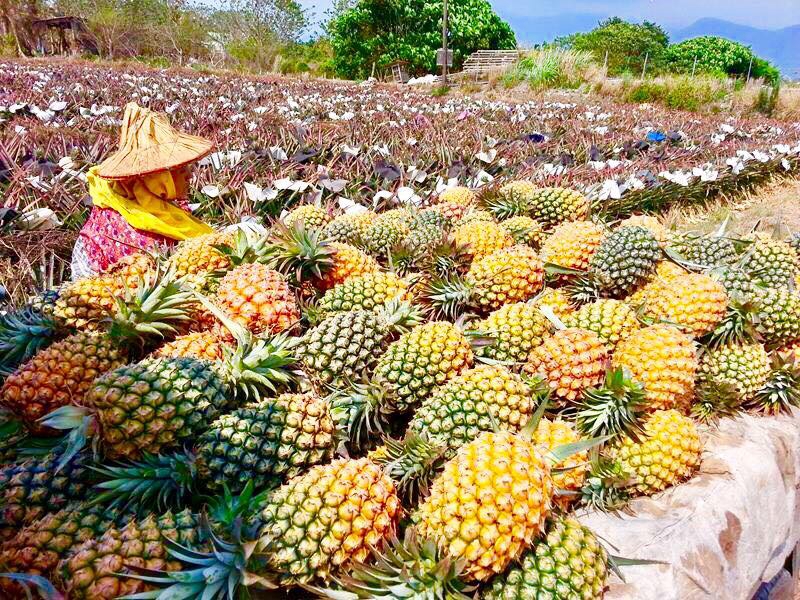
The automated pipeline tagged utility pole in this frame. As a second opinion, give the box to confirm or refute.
[442,0,449,87]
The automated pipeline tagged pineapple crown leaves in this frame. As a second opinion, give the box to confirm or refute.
[213,228,275,268]
[0,305,57,376]
[191,291,299,398]
[302,527,475,600]
[376,299,425,334]
[577,368,647,441]
[750,352,800,415]
[38,405,96,473]
[0,573,65,600]
[371,433,447,504]
[482,187,533,220]
[564,275,601,307]
[119,514,274,600]
[268,221,336,285]
[702,293,762,348]
[579,453,634,513]
[109,269,193,348]
[89,451,199,515]
[417,275,474,321]
[328,381,392,452]
[691,381,742,425]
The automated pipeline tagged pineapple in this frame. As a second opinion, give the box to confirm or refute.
[1,332,127,434]
[214,263,299,334]
[741,233,800,288]
[296,301,421,386]
[590,226,661,295]
[412,429,553,582]
[613,325,697,412]
[318,271,411,314]
[374,320,474,414]
[0,502,124,594]
[458,209,497,227]
[667,232,738,267]
[0,452,94,539]
[492,183,588,228]
[618,214,666,242]
[534,288,576,320]
[43,332,296,461]
[472,302,552,364]
[644,273,728,338]
[323,212,374,244]
[754,288,800,346]
[540,220,606,271]
[483,517,608,600]
[626,260,687,307]
[453,220,514,262]
[566,299,640,349]
[57,510,202,599]
[155,328,233,362]
[710,266,756,300]
[439,186,477,206]
[532,419,588,510]
[196,392,335,493]
[361,210,414,255]
[165,230,236,290]
[315,242,379,291]
[500,215,545,247]
[427,201,471,223]
[408,364,537,457]
[54,252,155,330]
[258,458,400,584]
[698,342,771,404]
[751,353,800,415]
[283,204,331,230]
[609,409,702,495]
[424,245,545,316]
[524,329,609,403]
[2,273,192,434]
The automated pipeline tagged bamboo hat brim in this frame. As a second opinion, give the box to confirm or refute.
[97,102,213,180]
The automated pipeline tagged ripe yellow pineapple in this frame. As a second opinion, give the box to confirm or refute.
[166,230,235,289]
[438,186,477,206]
[155,329,234,362]
[316,242,379,291]
[613,324,697,411]
[214,264,299,334]
[465,244,545,310]
[55,253,155,330]
[413,429,553,582]
[525,328,609,402]
[533,418,588,510]
[454,220,514,262]
[610,409,702,495]
[540,220,606,271]
[644,273,728,337]
[258,458,400,584]
[283,204,331,229]
[626,260,687,306]
[534,288,576,320]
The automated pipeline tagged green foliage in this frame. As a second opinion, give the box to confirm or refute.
[503,47,593,90]
[328,0,516,79]
[559,17,669,76]
[755,83,781,116]
[620,75,729,112]
[0,33,17,57]
[278,40,335,76]
[665,36,780,83]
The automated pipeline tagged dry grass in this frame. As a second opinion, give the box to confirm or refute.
[0,230,75,306]
[663,175,800,236]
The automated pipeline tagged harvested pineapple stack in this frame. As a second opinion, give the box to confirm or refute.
[1,179,798,600]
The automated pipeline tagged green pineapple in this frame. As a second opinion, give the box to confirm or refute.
[742,234,799,289]
[590,226,661,295]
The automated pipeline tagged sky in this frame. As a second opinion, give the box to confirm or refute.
[298,0,800,31]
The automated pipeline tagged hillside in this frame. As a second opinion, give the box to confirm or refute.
[510,14,800,79]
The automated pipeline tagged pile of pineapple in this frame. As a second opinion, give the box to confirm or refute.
[1,180,799,599]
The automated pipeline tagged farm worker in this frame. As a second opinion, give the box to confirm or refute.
[71,102,213,278]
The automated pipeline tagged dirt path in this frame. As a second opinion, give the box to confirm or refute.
[664,176,800,236]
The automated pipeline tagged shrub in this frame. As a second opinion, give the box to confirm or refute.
[666,37,780,84]
[502,47,593,90]
[621,75,729,112]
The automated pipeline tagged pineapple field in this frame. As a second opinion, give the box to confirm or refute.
[1,58,800,599]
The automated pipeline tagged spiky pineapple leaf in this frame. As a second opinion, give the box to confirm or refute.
[0,573,65,600]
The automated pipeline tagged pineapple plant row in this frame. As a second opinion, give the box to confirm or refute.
[2,180,799,600]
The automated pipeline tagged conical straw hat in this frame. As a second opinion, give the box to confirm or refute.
[97,102,213,180]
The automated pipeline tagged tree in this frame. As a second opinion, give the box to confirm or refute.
[665,36,780,83]
[559,18,670,76]
[328,0,516,80]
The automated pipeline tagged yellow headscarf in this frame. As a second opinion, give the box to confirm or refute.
[87,166,212,240]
